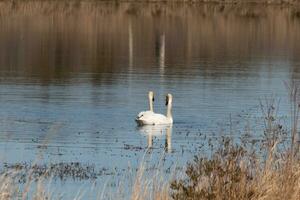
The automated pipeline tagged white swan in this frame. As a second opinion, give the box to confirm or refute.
[136,93,173,125]
[136,91,155,119]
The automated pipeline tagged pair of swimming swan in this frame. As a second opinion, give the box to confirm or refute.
[136,91,173,125]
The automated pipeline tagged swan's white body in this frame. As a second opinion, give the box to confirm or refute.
[136,113,173,125]
[137,110,153,118]
[136,94,173,126]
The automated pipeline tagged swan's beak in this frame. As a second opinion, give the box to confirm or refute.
[152,97,155,102]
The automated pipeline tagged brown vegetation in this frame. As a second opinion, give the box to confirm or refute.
[1,0,300,82]
[170,138,300,200]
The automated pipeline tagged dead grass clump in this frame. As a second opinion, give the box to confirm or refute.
[170,137,300,200]
[170,138,256,200]
[131,158,171,200]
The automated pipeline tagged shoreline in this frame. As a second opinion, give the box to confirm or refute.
[1,0,300,5]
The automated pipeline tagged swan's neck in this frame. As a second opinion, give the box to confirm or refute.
[166,103,172,119]
[149,98,153,112]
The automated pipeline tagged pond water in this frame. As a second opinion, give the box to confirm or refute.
[0,1,300,198]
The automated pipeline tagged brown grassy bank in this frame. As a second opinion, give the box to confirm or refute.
[3,0,300,6]
[116,0,300,5]
[1,0,300,82]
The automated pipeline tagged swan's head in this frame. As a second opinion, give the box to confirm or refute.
[165,93,173,106]
[148,91,155,102]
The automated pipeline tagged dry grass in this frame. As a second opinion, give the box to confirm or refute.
[170,138,300,200]
[131,163,170,200]
[1,0,300,6]
[0,162,170,200]
[3,139,300,200]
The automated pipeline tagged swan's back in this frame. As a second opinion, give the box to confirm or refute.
[137,110,153,118]
[136,113,172,125]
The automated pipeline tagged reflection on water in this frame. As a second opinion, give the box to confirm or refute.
[0,1,300,81]
[138,125,172,153]
[0,1,300,198]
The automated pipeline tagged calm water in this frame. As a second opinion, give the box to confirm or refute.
[0,1,300,198]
